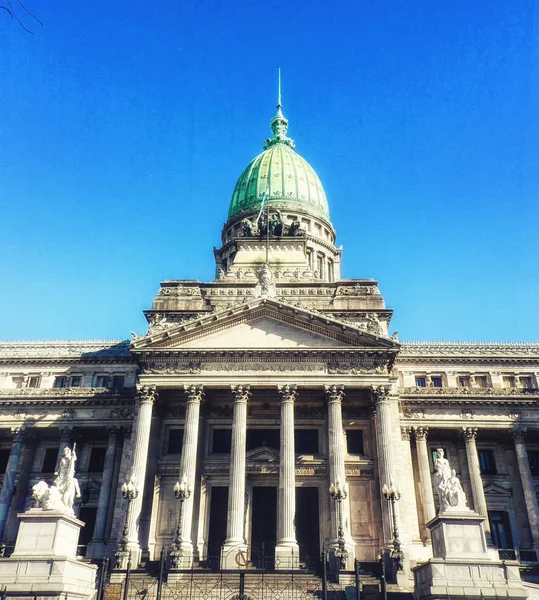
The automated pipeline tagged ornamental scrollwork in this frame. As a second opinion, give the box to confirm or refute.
[231,385,251,404]
[137,385,158,405]
[324,384,345,404]
[184,385,204,404]
[462,427,478,441]
[278,384,298,403]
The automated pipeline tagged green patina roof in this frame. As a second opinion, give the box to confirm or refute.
[227,103,330,221]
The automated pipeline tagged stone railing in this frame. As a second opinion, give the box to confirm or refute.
[0,387,133,399]
[400,386,539,397]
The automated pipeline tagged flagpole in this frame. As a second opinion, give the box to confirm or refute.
[266,196,270,264]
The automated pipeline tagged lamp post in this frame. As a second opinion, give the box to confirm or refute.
[329,478,348,570]
[170,475,193,569]
[115,475,139,568]
[381,481,404,572]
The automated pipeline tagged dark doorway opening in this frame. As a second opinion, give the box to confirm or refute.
[78,506,98,554]
[296,487,320,567]
[251,486,277,568]
[207,486,229,567]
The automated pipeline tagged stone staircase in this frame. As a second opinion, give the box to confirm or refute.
[105,566,412,600]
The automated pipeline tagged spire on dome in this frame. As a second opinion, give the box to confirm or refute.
[264,68,296,150]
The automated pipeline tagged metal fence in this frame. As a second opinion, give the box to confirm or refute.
[98,551,383,600]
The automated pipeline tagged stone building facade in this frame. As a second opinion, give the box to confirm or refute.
[0,100,538,592]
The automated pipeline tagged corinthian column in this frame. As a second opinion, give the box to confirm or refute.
[325,385,354,568]
[87,428,119,559]
[462,427,488,516]
[275,384,299,570]
[0,428,26,542]
[413,427,436,525]
[513,430,539,549]
[372,385,400,545]
[221,384,250,569]
[122,386,157,566]
[177,384,204,567]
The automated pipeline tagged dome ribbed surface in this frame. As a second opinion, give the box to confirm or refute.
[228,143,329,221]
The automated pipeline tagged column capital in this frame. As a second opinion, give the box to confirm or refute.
[278,384,298,403]
[107,426,121,439]
[413,426,429,441]
[183,385,204,404]
[10,427,26,443]
[325,384,345,404]
[370,384,396,404]
[401,426,412,441]
[137,385,158,405]
[231,384,251,403]
[58,426,74,442]
[512,428,527,443]
[462,426,478,441]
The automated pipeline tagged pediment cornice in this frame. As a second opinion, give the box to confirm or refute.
[131,298,399,352]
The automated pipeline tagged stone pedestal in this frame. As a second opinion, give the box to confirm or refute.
[0,509,97,600]
[413,510,528,600]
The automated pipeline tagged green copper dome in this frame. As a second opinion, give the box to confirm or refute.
[227,103,330,221]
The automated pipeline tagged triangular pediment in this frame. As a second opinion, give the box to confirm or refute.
[131,298,399,351]
[246,446,280,462]
[483,482,512,497]
[181,315,349,348]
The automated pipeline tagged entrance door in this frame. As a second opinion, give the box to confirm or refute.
[296,487,320,566]
[207,486,228,568]
[251,486,277,568]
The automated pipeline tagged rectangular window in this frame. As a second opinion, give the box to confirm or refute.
[317,255,324,279]
[211,429,232,454]
[328,260,334,283]
[88,447,106,472]
[478,449,497,474]
[95,375,109,387]
[488,511,513,549]
[346,430,364,455]
[458,376,470,387]
[0,449,10,474]
[503,375,515,388]
[475,376,488,387]
[431,377,443,388]
[167,429,184,455]
[112,375,125,391]
[295,429,319,454]
[520,376,533,389]
[415,377,426,387]
[41,447,59,473]
[54,376,67,388]
[70,375,82,387]
[528,450,539,476]
[12,376,24,389]
[27,376,40,388]
[246,429,280,451]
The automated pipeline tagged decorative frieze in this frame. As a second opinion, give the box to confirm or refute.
[401,386,539,397]
[144,363,201,375]
[137,385,158,405]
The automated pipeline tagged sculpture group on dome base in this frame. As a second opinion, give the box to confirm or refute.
[31,445,81,516]
[241,209,303,238]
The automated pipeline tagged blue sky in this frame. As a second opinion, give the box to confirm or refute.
[1,0,538,342]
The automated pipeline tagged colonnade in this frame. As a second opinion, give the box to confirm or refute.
[0,425,123,559]
[411,425,539,551]
[120,383,362,570]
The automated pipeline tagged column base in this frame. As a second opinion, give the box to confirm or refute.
[275,542,300,570]
[328,540,356,571]
[115,541,142,570]
[220,541,248,570]
[169,541,194,571]
[86,539,105,560]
